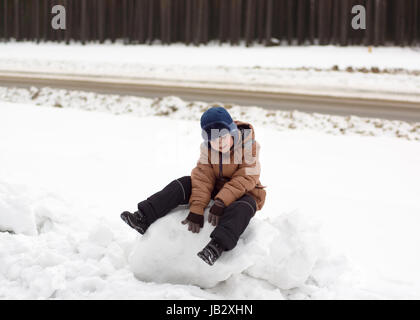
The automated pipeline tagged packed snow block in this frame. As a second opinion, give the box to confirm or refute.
[245,212,324,290]
[128,208,255,288]
[128,207,324,290]
[0,182,38,236]
[0,181,66,236]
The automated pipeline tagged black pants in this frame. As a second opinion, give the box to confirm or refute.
[137,176,256,251]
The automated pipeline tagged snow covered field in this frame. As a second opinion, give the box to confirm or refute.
[0,42,419,101]
[1,96,420,299]
[1,86,419,142]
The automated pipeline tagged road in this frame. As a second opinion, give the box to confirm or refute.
[0,71,419,122]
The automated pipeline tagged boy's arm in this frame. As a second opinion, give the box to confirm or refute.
[215,140,261,207]
[189,143,216,215]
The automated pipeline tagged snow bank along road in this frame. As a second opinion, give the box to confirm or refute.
[0,70,420,123]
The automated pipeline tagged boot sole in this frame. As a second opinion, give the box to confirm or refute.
[197,251,214,266]
[120,212,146,235]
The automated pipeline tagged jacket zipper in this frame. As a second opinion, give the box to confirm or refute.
[219,152,223,178]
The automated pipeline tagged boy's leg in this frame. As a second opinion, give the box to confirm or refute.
[209,194,257,251]
[137,176,192,225]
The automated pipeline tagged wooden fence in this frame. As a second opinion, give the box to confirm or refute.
[0,0,419,46]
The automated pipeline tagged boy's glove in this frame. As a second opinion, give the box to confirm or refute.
[208,199,225,226]
[181,212,204,233]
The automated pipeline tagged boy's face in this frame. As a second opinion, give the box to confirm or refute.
[210,134,233,153]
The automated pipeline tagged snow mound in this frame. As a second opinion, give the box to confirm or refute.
[0,182,38,235]
[0,181,67,236]
[128,207,326,290]
[245,212,324,290]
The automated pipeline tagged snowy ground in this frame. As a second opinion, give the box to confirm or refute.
[1,95,420,299]
[1,86,419,142]
[0,42,419,101]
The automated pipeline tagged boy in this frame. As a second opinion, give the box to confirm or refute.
[121,106,266,265]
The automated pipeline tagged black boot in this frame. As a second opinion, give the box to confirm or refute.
[120,210,149,235]
[197,239,225,266]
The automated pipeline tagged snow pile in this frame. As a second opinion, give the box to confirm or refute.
[1,177,336,299]
[0,181,67,236]
[129,208,253,288]
[1,86,419,141]
[1,101,419,299]
[0,182,38,235]
[0,180,140,299]
[129,206,332,291]
[245,211,323,290]
[0,222,130,299]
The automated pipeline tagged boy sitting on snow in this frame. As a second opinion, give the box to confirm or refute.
[121,105,266,266]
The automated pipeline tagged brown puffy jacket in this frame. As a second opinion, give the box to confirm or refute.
[189,120,266,215]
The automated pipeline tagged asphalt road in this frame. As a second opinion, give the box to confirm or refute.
[0,72,419,122]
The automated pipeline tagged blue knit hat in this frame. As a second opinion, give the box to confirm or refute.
[200,106,238,141]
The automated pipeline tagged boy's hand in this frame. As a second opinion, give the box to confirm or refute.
[208,199,225,226]
[181,212,204,233]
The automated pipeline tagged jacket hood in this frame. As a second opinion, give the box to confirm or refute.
[232,120,255,150]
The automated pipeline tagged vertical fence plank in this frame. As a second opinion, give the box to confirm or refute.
[42,0,47,42]
[64,0,71,44]
[203,0,209,44]
[195,0,203,45]
[208,0,217,41]
[172,0,178,42]
[256,0,265,43]
[397,0,405,46]
[265,0,273,44]
[218,0,228,43]
[14,0,19,41]
[147,0,154,44]
[331,0,340,44]
[98,0,105,43]
[185,0,192,44]
[413,0,419,45]
[236,0,243,45]
[109,0,116,42]
[318,0,325,45]
[286,0,294,44]
[81,0,87,44]
[380,0,387,45]
[48,0,53,42]
[34,0,39,43]
[271,0,281,42]
[229,0,235,44]
[160,0,166,44]
[25,0,30,41]
[364,0,374,45]
[245,0,256,46]
[309,0,316,44]
[4,0,9,41]
[296,0,306,45]
[339,0,349,46]
[121,0,125,40]
[136,0,145,43]
[128,0,135,43]
[325,0,332,44]
[375,0,381,45]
